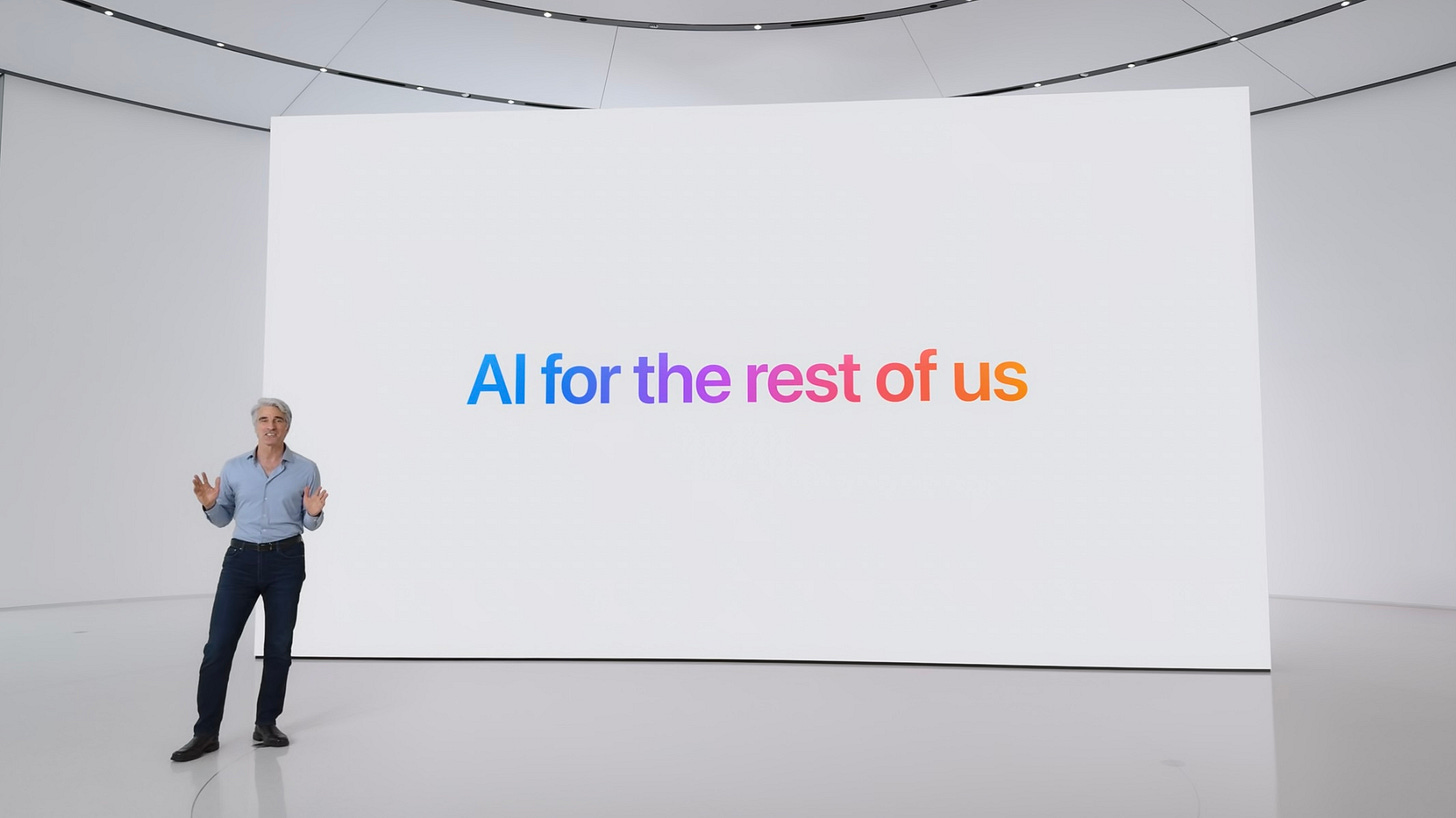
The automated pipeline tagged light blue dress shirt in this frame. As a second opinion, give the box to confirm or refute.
[204,447,324,543]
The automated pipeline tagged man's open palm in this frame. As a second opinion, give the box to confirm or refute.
[192,473,220,509]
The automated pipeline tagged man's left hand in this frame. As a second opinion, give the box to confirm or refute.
[304,485,328,517]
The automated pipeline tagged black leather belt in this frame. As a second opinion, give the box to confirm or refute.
[231,534,303,552]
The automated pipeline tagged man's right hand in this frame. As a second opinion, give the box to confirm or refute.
[192,472,221,510]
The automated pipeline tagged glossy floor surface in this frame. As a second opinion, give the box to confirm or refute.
[1,597,1452,817]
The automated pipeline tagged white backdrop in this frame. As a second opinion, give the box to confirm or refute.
[265,89,1269,668]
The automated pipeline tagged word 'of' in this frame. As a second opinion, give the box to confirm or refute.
[467,351,1026,405]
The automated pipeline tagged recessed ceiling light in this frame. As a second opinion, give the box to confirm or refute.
[319,67,327,73]
[508,100,515,104]
[1341,1,1349,5]
[543,11,552,17]
[1127,63,1137,68]
[1033,83,1042,87]
[216,42,225,47]
[104,9,114,15]
[416,86,424,91]
[754,25,762,30]
[461,93,470,98]
[1229,36,1238,42]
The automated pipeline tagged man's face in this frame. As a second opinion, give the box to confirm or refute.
[255,407,290,447]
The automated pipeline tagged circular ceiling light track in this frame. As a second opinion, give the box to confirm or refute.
[44,0,1409,118]
[59,0,579,109]
[450,0,972,31]
[958,0,1372,97]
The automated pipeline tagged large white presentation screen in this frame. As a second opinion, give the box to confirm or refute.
[265,89,1269,669]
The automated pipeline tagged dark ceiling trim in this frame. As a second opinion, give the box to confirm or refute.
[0,68,269,131]
[958,0,1370,97]
[9,58,1452,139]
[27,0,1439,122]
[1251,58,1456,115]
[56,0,580,110]
[450,0,972,31]
[55,0,1375,110]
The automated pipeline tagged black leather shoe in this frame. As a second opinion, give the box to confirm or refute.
[253,724,290,747]
[171,735,219,762]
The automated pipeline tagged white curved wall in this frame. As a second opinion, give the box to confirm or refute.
[0,77,269,607]
[1,69,1452,609]
[1252,68,1456,608]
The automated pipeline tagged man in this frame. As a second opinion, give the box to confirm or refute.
[171,398,328,763]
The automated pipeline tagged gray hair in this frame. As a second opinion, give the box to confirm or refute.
[251,398,293,425]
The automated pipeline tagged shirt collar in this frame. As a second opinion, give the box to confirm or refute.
[247,446,293,462]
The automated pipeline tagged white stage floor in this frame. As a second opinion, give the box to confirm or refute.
[1,597,1452,817]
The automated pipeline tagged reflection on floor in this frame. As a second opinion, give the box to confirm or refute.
[0,597,1451,817]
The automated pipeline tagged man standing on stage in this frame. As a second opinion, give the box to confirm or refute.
[171,398,327,762]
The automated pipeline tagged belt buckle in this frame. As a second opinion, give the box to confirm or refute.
[259,542,277,552]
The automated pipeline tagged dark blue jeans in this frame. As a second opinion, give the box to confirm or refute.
[193,540,306,737]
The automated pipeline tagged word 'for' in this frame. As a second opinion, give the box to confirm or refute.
[467,351,1026,405]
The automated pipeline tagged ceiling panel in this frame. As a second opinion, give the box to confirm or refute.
[329,0,617,108]
[1239,0,1456,96]
[906,0,1229,94]
[601,19,940,108]
[530,0,950,25]
[105,0,387,66]
[0,0,317,127]
[281,71,526,117]
[4,0,1449,126]
[1182,0,1333,36]
[1008,42,1313,111]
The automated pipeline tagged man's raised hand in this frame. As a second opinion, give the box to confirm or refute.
[192,472,221,510]
[304,485,328,517]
